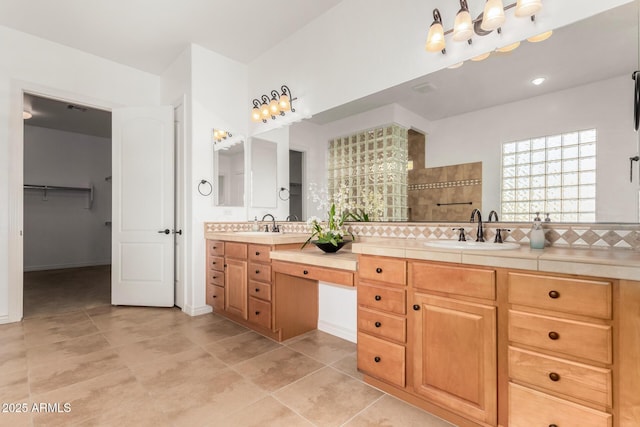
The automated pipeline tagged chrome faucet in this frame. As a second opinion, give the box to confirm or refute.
[487,210,499,222]
[286,214,299,221]
[261,214,278,232]
[470,208,484,242]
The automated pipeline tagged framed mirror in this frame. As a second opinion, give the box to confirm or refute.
[214,134,245,207]
[251,138,278,208]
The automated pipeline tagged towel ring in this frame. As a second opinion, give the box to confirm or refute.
[278,187,290,201]
[198,179,213,196]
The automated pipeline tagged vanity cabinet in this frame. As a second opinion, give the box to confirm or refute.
[248,244,273,329]
[506,272,613,426]
[205,240,225,311]
[409,262,497,426]
[224,242,248,319]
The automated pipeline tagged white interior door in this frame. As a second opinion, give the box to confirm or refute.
[112,106,174,306]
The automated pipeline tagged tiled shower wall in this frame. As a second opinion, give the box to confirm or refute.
[205,221,640,251]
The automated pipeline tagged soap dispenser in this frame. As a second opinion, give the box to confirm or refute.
[251,216,259,231]
[529,212,545,249]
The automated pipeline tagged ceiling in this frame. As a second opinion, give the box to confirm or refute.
[17,2,638,137]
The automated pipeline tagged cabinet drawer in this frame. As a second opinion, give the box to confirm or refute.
[206,284,224,311]
[358,283,406,315]
[207,240,225,256]
[509,383,612,427]
[272,260,354,287]
[225,242,247,259]
[248,244,271,262]
[208,255,225,272]
[410,262,495,301]
[508,272,611,319]
[249,280,271,301]
[357,332,405,388]
[249,263,272,283]
[207,269,224,287]
[358,306,406,343]
[509,347,612,407]
[248,297,272,329]
[358,256,406,285]
[509,310,612,364]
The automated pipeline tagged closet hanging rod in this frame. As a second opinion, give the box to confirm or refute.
[24,184,94,209]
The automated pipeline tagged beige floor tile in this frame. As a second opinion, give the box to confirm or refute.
[23,310,90,331]
[26,333,111,368]
[30,368,153,426]
[286,329,357,364]
[0,340,27,377]
[234,347,325,392]
[220,396,314,427]
[0,369,30,402]
[274,366,383,427]
[331,352,364,381]
[0,411,32,427]
[179,317,249,345]
[23,314,100,348]
[87,305,182,332]
[101,316,188,346]
[112,331,198,367]
[29,348,127,395]
[204,331,281,365]
[345,394,456,427]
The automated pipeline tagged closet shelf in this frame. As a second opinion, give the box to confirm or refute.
[24,184,94,209]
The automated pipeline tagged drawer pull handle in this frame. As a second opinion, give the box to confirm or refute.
[548,331,560,340]
[303,270,309,275]
[374,321,381,328]
[549,372,561,382]
[549,425,558,427]
[375,267,383,274]
[548,290,560,299]
[255,251,260,256]
[413,304,420,311]
[255,288,260,292]
[255,270,260,274]
[374,295,382,301]
[255,311,260,315]
[212,295,217,298]
[374,356,381,363]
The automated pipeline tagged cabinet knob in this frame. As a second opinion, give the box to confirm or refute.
[303,270,308,275]
[374,356,381,363]
[212,261,216,265]
[548,290,560,299]
[549,425,558,427]
[413,304,420,311]
[548,331,560,340]
[549,372,561,382]
[255,251,260,256]
[374,295,382,301]
[212,275,217,279]
[374,321,381,328]
[255,270,260,274]
[255,311,260,315]
[255,288,260,292]
[212,295,217,298]
[375,267,383,274]
[224,264,227,268]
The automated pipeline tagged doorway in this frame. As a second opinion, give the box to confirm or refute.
[289,149,305,221]
[22,94,112,317]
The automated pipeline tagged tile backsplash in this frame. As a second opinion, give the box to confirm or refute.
[205,221,640,251]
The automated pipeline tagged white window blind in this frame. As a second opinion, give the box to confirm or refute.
[500,129,596,222]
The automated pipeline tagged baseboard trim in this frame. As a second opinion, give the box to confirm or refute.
[182,304,213,317]
[0,315,11,325]
[23,261,111,272]
[318,320,357,343]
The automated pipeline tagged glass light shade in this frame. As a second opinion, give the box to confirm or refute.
[251,107,262,122]
[213,129,220,139]
[260,102,270,119]
[452,10,473,42]
[22,111,32,119]
[496,41,520,53]
[471,52,491,61]
[481,0,505,31]
[268,98,279,114]
[448,61,464,69]
[515,0,542,17]
[527,30,552,42]
[425,22,445,52]
[278,94,291,111]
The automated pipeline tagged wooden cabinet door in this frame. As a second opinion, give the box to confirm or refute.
[225,258,248,319]
[411,293,497,426]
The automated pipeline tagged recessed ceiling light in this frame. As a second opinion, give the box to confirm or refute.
[531,77,546,86]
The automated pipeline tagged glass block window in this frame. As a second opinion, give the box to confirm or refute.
[501,129,596,222]
[328,124,408,221]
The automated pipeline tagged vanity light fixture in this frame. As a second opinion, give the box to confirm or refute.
[250,85,295,123]
[527,30,552,42]
[496,41,520,53]
[212,129,232,143]
[425,0,544,56]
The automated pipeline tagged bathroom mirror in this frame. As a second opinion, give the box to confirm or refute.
[298,1,640,223]
[214,136,245,207]
[251,138,278,208]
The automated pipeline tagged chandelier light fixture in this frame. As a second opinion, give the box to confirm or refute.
[425,0,546,58]
[250,85,295,123]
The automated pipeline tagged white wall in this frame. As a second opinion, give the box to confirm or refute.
[1,25,160,323]
[23,126,111,271]
[427,74,636,222]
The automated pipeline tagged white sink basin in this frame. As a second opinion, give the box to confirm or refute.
[424,240,520,251]
[233,231,277,235]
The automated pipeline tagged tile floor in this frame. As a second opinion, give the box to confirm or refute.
[2,268,455,426]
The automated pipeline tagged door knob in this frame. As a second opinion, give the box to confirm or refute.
[158,229,170,234]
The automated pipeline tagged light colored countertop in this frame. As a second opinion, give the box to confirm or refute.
[205,231,310,245]
[269,247,358,271]
[351,238,640,281]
